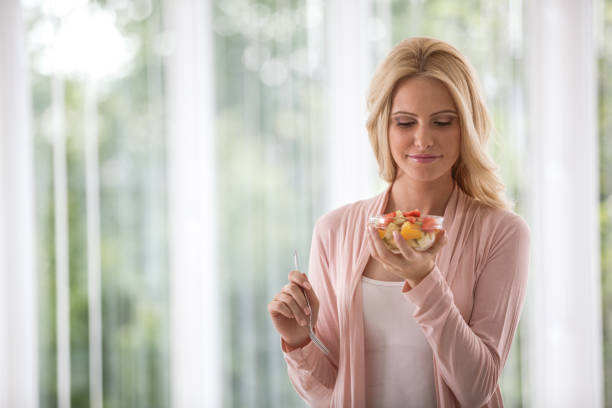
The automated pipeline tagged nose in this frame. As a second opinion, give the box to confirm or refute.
[413,124,434,150]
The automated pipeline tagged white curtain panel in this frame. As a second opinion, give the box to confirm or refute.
[0,0,38,407]
[165,0,221,406]
[325,0,384,212]
[522,0,603,406]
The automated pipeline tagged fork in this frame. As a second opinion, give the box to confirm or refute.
[294,250,330,356]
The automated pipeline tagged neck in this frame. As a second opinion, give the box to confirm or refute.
[385,172,455,216]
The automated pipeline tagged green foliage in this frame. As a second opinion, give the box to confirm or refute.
[214,1,322,404]
[600,4,612,405]
[28,0,170,406]
[601,3,612,407]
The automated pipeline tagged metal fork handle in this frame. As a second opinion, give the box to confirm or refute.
[302,286,329,355]
[294,251,330,356]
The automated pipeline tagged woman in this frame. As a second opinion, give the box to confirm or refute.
[267,37,530,407]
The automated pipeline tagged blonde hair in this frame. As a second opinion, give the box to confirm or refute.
[366,37,511,210]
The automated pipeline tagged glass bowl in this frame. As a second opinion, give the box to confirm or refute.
[368,210,444,253]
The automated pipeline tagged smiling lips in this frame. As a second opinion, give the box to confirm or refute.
[408,154,442,163]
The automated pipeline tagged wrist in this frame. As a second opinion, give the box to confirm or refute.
[405,276,424,289]
[282,334,311,350]
[407,262,435,288]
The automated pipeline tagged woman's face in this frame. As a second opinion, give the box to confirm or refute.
[388,76,461,183]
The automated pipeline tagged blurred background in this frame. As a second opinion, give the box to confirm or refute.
[1,0,611,407]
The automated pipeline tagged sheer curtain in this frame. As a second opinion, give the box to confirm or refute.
[522,0,603,406]
[164,0,220,406]
[0,1,38,407]
[23,1,170,407]
[207,1,388,405]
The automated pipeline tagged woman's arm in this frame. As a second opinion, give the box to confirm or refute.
[404,213,530,407]
[282,219,340,407]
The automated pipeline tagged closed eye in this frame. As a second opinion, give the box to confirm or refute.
[396,121,416,127]
[433,120,452,126]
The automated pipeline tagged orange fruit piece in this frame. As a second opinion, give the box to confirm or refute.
[378,229,386,238]
[401,222,423,241]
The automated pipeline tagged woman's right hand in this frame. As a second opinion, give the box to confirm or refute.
[268,270,320,349]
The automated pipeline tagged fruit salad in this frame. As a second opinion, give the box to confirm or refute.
[368,209,443,253]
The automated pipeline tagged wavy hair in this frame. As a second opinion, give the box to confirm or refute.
[366,37,511,210]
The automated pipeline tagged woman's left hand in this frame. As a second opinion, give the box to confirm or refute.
[367,227,448,288]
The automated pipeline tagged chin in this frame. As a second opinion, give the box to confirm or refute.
[398,165,451,183]
[408,173,444,183]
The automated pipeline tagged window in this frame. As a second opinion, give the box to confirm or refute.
[25,1,169,406]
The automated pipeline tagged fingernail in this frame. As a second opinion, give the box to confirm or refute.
[304,282,311,289]
[304,308,310,315]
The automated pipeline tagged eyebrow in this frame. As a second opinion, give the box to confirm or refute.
[391,110,458,117]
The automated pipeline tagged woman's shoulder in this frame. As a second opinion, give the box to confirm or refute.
[462,194,530,241]
[459,195,530,271]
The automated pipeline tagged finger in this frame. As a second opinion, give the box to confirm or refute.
[368,228,399,268]
[305,287,319,313]
[374,228,402,257]
[428,229,448,254]
[372,230,406,273]
[296,275,320,316]
[268,299,293,319]
[368,228,390,255]
[289,270,312,290]
[278,292,308,326]
[278,292,308,325]
[393,230,416,259]
[289,271,318,316]
[370,228,404,268]
[284,282,309,314]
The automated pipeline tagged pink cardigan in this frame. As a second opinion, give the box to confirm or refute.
[281,182,530,407]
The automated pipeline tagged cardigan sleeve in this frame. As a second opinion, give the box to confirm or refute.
[403,213,530,407]
[282,218,340,407]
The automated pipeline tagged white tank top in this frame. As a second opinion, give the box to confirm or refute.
[361,276,437,408]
